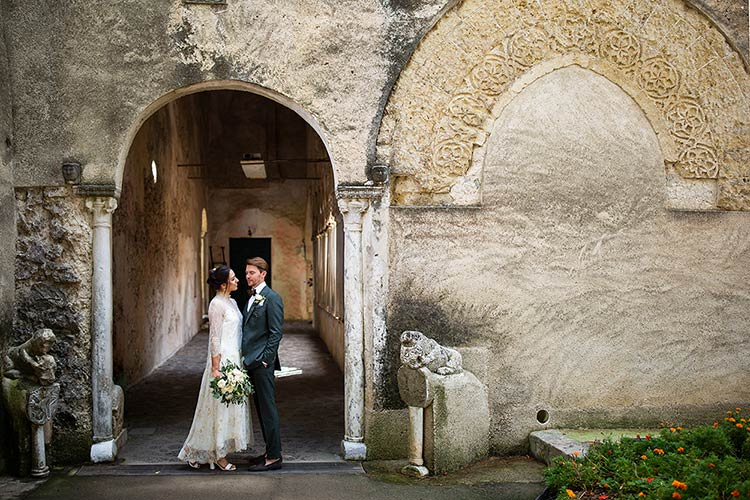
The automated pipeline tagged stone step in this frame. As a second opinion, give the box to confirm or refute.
[528,430,589,466]
[76,461,364,476]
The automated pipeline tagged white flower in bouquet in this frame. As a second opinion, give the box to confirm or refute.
[210,360,254,406]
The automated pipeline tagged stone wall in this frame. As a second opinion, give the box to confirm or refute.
[0,0,14,471]
[113,98,206,388]
[387,66,750,455]
[14,188,93,463]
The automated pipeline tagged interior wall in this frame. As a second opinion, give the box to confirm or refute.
[387,66,750,454]
[207,182,311,321]
[113,97,206,388]
[309,126,345,371]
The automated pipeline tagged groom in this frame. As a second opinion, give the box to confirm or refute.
[241,257,283,471]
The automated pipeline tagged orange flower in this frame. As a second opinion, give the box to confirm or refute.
[741,419,747,423]
[713,422,719,427]
[671,480,687,491]
[727,410,734,414]
[731,491,740,498]
[573,451,580,457]
[566,489,576,498]
[598,496,608,500]
[638,493,646,498]
[645,434,652,440]
[641,455,648,460]
[729,418,737,423]
[647,478,654,483]
[676,426,683,431]
[653,448,665,455]
[603,484,610,489]
[672,493,681,499]
[737,423,744,429]
[677,447,684,453]
[669,427,676,432]
[736,408,742,412]
[709,463,715,468]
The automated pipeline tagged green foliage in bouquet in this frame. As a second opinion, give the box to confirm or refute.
[544,408,750,499]
[209,360,254,406]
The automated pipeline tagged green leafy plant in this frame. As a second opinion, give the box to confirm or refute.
[544,408,750,499]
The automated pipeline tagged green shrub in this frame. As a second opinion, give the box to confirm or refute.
[544,408,750,499]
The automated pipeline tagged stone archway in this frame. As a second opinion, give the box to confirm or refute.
[88,82,381,462]
[377,0,750,210]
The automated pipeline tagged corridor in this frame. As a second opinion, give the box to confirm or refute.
[118,321,344,465]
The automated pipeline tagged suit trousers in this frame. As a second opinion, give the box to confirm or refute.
[249,364,282,459]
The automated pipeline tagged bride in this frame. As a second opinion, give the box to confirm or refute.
[178,265,252,470]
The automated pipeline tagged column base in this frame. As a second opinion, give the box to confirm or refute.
[90,439,118,463]
[341,439,367,460]
[401,464,429,478]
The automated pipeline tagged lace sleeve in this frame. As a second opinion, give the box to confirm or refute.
[208,299,224,357]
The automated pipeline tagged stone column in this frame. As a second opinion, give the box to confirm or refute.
[85,196,118,462]
[337,195,369,460]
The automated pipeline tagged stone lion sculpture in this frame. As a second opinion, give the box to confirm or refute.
[3,328,57,385]
[400,330,463,375]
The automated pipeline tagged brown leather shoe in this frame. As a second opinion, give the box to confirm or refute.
[247,457,282,471]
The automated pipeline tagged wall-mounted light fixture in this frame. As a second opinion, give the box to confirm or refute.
[240,153,267,179]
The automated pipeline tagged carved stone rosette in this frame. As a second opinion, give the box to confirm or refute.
[380,0,748,207]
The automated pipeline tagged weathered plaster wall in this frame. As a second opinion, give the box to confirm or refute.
[14,188,93,463]
[3,0,452,190]
[387,66,750,454]
[112,98,205,388]
[0,0,14,471]
[207,182,311,321]
[691,0,749,60]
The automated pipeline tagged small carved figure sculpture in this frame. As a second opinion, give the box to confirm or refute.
[400,330,463,375]
[4,329,57,385]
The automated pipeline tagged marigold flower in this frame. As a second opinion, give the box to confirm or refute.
[728,410,734,414]
[573,451,580,457]
[713,422,719,427]
[638,493,646,498]
[653,448,665,455]
[671,480,687,491]
[669,427,676,432]
[641,455,648,460]
[645,434,652,440]
[709,463,715,468]
[736,408,742,412]
[741,419,746,423]
[647,478,654,483]
[676,426,682,431]
[598,495,608,500]
[672,493,681,499]
[729,417,736,423]
[737,423,744,429]
[603,484,609,489]
[677,447,684,453]
[731,491,740,498]
[566,489,576,498]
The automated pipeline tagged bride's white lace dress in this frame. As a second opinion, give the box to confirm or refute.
[178,294,252,463]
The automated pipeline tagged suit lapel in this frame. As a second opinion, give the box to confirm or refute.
[244,286,270,326]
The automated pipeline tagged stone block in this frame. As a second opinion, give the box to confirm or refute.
[397,366,432,408]
[529,430,589,466]
[424,370,489,475]
[1,378,31,476]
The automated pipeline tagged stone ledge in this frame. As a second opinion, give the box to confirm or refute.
[529,430,589,466]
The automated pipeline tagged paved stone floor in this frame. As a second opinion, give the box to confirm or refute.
[119,321,344,464]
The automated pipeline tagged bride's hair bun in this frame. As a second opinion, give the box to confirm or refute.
[207,265,231,291]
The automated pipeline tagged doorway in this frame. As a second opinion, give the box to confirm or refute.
[230,237,271,312]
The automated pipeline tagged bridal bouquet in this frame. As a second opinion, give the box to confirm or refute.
[210,360,254,406]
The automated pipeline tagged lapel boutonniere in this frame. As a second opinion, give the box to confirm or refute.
[253,294,266,306]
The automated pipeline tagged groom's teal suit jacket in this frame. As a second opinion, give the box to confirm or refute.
[241,285,283,371]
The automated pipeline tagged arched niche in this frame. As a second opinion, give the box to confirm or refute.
[377,0,750,210]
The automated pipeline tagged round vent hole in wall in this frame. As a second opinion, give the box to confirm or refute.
[536,409,550,424]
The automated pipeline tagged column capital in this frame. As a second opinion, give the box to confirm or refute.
[85,197,118,227]
[336,184,384,231]
[337,198,368,230]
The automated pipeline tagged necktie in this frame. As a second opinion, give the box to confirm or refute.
[247,288,255,312]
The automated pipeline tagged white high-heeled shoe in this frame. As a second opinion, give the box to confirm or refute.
[210,460,236,471]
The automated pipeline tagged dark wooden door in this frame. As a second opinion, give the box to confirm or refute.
[229,238,271,312]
